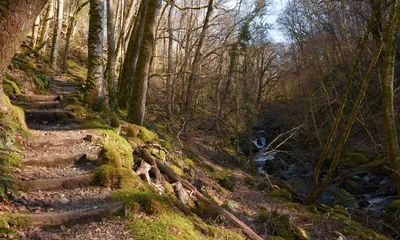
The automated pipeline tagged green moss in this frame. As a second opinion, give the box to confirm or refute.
[212,170,234,191]
[98,130,133,169]
[334,189,359,208]
[125,124,156,142]
[258,211,270,222]
[340,153,369,168]
[305,205,318,214]
[118,168,141,189]
[387,200,400,213]
[65,96,79,104]
[1,213,28,227]
[169,165,185,176]
[66,104,86,118]
[82,117,113,130]
[113,189,171,214]
[160,140,172,151]
[0,216,9,229]
[102,142,122,168]
[3,79,21,95]
[201,163,216,172]
[294,228,310,240]
[94,165,119,187]
[183,158,195,168]
[260,211,292,239]
[268,188,292,201]
[110,112,120,128]
[207,226,245,240]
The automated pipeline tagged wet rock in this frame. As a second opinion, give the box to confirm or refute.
[345,180,366,195]
[334,189,359,208]
[58,196,69,204]
[286,177,310,195]
[340,153,369,168]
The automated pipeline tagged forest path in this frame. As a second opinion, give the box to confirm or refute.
[4,75,132,239]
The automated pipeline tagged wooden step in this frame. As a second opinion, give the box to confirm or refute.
[22,202,125,227]
[14,174,94,191]
[21,150,102,167]
[25,110,75,123]
[16,101,62,110]
[13,94,60,102]
[23,136,86,148]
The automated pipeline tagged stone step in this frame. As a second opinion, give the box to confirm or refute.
[25,110,75,123]
[21,150,102,167]
[14,174,94,191]
[22,202,125,227]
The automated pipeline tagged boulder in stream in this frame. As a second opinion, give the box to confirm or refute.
[334,188,359,209]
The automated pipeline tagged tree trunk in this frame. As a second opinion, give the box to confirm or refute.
[106,0,118,110]
[381,5,400,198]
[118,0,148,109]
[127,0,162,125]
[87,0,106,103]
[308,12,376,199]
[166,1,174,118]
[305,11,392,203]
[62,1,89,70]
[39,0,53,53]
[50,0,64,68]
[31,15,41,48]
[0,0,49,111]
[184,0,214,114]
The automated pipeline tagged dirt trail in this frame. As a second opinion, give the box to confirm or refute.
[4,76,131,239]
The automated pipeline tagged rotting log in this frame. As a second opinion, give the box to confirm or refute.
[136,149,266,240]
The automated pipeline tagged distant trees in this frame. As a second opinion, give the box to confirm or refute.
[50,0,64,68]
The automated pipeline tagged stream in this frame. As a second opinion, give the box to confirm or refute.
[250,132,396,215]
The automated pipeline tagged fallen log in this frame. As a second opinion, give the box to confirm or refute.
[137,149,266,240]
[134,148,164,183]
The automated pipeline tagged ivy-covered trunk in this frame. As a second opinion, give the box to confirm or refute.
[86,0,105,104]
[50,0,64,68]
[0,0,49,112]
[127,0,162,125]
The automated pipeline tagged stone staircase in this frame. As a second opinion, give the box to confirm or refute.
[9,77,125,232]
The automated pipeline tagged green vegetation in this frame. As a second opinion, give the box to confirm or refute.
[340,152,369,168]
[267,188,292,201]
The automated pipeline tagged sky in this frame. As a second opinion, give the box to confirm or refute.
[266,0,287,43]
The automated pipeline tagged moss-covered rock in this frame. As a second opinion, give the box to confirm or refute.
[169,165,185,177]
[340,153,369,168]
[334,188,359,209]
[268,188,292,201]
[212,170,235,191]
[345,180,366,195]
[109,112,120,128]
[94,165,119,187]
[66,104,86,118]
[125,124,156,142]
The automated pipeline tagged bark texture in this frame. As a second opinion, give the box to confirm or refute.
[39,0,53,52]
[87,0,105,102]
[0,0,49,111]
[106,0,118,110]
[50,0,64,68]
[127,0,162,125]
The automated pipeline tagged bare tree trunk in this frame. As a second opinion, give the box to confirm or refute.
[39,0,53,53]
[62,1,89,70]
[0,0,49,111]
[106,0,118,110]
[86,0,105,104]
[306,12,391,203]
[118,0,148,109]
[50,0,64,68]
[381,6,400,198]
[31,15,41,48]
[166,1,174,118]
[184,0,214,113]
[127,0,162,125]
[307,12,376,200]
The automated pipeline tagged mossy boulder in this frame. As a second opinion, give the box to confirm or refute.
[345,180,366,195]
[334,188,359,209]
[340,153,369,168]
[386,200,400,214]
[125,124,156,142]
[212,170,235,191]
[207,226,245,240]
[268,188,292,201]
[94,165,119,187]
